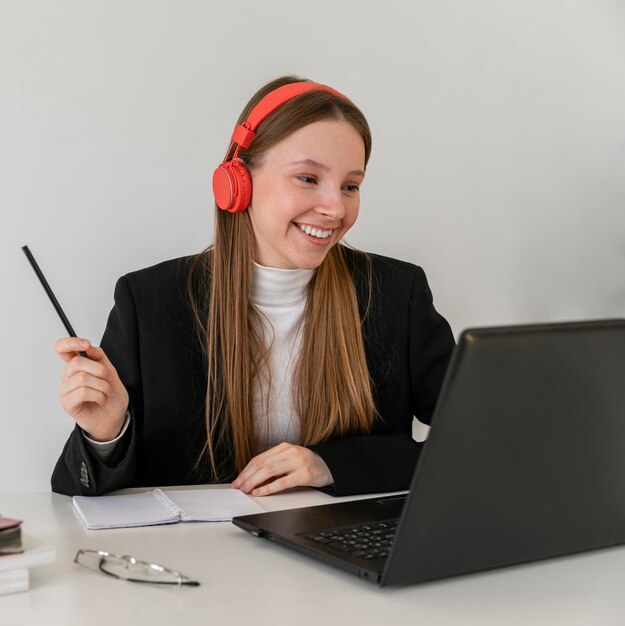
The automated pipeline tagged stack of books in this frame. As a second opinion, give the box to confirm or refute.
[0,516,56,596]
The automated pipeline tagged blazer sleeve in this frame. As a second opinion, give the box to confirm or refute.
[50,276,141,496]
[309,266,455,496]
[407,267,456,427]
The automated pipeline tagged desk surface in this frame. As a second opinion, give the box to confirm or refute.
[2,486,625,626]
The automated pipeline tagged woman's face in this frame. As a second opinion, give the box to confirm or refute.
[247,119,365,270]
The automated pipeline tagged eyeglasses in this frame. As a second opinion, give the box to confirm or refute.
[74,549,200,586]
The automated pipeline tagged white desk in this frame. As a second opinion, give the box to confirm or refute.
[2,486,625,626]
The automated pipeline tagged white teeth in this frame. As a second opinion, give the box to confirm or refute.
[298,224,333,239]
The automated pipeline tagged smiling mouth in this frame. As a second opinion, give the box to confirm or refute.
[296,223,334,239]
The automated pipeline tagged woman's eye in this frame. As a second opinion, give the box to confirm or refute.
[343,184,360,193]
[298,176,317,185]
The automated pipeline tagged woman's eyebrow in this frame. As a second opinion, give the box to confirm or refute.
[290,159,365,178]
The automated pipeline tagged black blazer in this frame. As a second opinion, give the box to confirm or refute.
[51,248,455,497]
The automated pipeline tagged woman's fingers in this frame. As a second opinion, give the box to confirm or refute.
[60,370,112,401]
[61,354,107,381]
[61,386,109,417]
[232,443,333,496]
[56,340,122,393]
[232,444,288,490]
[54,337,91,363]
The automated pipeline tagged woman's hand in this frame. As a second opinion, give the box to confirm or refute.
[54,337,129,442]
[231,442,333,496]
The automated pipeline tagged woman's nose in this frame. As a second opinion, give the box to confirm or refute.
[316,187,345,219]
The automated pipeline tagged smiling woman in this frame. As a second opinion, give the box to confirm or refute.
[51,76,455,498]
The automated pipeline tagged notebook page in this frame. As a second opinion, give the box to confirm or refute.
[165,489,265,522]
[73,492,180,529]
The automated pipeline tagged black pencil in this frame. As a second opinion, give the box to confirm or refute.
[22,245,87,356]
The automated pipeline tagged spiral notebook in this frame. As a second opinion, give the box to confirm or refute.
[73,488,265,530]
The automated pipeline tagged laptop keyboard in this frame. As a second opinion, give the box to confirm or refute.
[302,518,399,560]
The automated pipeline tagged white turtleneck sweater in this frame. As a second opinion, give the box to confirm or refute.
[85,262,314,459]
[249,262,314,450]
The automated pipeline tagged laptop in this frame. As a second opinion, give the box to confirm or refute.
[233,319,625,586]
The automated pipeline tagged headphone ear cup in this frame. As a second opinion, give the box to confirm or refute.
[212,160,252,213]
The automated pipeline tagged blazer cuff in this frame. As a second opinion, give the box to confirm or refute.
[309,431,420,497]
[51,415,136,496]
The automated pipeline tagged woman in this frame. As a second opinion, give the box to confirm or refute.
[51,76,454,497]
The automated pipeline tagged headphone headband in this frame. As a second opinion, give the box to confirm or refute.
[230,82,348,149]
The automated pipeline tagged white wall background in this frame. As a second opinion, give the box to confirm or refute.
[1,0,624,493]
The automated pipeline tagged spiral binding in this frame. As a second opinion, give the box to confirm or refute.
[152,489,182,517]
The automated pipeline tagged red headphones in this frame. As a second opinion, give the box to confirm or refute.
[212,81,347,213]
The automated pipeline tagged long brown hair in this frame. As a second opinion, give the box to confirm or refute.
[188,75,376,479]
